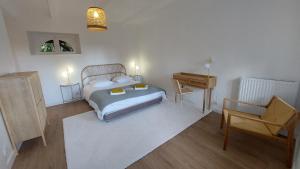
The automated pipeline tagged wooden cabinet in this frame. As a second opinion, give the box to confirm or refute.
[0,71,47,148]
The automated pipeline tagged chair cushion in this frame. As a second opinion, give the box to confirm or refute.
[224,109,272,136]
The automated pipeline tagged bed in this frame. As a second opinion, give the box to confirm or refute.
[81,63,166,121]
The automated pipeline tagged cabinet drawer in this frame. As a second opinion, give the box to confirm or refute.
[37,98,47,130]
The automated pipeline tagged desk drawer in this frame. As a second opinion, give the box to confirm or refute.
[178,79,189,85]
[189,80,208,88]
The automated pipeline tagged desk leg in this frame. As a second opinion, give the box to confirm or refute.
[203,89,206,113]
[208,88,212,110]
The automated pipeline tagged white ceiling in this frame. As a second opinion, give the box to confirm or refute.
[0,0,51,21]
[0,0,176,24]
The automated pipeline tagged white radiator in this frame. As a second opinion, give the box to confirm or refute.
[238,78,299,106]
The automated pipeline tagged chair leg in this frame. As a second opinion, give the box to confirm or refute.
[223,115,231,150]
[287,122,295,168]
[221,99,226,129]
[220,112,224,129]
[175,93,177,103]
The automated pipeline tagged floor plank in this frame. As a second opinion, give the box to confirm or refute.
[129,113,289,169]
[11,101,291,169]
[12,101,92,169]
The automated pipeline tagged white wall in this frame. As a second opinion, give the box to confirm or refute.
[0,8,139,169]
[124,0,300,111]
[0,8,17,169]
[5,15,139,106]
[126,7,300,169]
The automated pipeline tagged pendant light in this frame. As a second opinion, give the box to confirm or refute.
[87,7,108,31]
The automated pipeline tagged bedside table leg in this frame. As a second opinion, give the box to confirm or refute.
[71,85,74,101]
[60,86,65,103]
[41,133,47,146]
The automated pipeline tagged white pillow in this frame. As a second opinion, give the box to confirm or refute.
[112,75,133,83]
[89,80,114,88]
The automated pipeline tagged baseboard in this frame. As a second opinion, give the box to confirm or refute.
[5,142,22,169]
[167,93,223,114]
[46,99,85,108]
[292,136,299,169]
[6,150,17,169]
[212,106,222,114]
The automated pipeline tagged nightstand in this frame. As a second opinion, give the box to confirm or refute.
[60,82,82,103]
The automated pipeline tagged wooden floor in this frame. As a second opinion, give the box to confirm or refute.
[12,101,291,169]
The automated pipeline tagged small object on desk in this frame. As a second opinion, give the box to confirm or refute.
[60,82,82,103]
[173,72,217,113]
[110,88,126,95]
[134,84,148,90]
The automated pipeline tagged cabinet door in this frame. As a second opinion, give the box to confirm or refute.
[29,73,44,104]
[0,78,41,143]
[36,98,47,130]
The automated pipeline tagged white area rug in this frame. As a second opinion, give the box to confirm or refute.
[63,101,208,169]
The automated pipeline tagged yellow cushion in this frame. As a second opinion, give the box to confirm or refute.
[224,109,272,136]
[111,88,124,93]
[135,84,146,88]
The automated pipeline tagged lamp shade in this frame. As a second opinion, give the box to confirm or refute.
[87,7,107,31]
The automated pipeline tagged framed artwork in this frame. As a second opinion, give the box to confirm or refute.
[27,31,81,55]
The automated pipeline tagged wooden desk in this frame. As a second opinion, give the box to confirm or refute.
[173,72,217,112]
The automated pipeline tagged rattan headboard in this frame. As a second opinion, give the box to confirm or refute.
[81,63,127,88]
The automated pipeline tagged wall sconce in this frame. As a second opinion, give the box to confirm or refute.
[135,65,140,75]
[62,66,74,84]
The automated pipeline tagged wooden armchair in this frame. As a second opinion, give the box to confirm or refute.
[220,96,298,168]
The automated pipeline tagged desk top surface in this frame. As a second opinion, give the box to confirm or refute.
[173,72,216,79]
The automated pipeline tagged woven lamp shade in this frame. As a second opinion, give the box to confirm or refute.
[87,7,107,31]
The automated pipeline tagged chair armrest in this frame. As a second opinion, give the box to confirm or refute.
[223,98,267,108]
[228,111,284,128]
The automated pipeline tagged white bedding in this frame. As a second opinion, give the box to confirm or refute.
[83,81,167,120]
